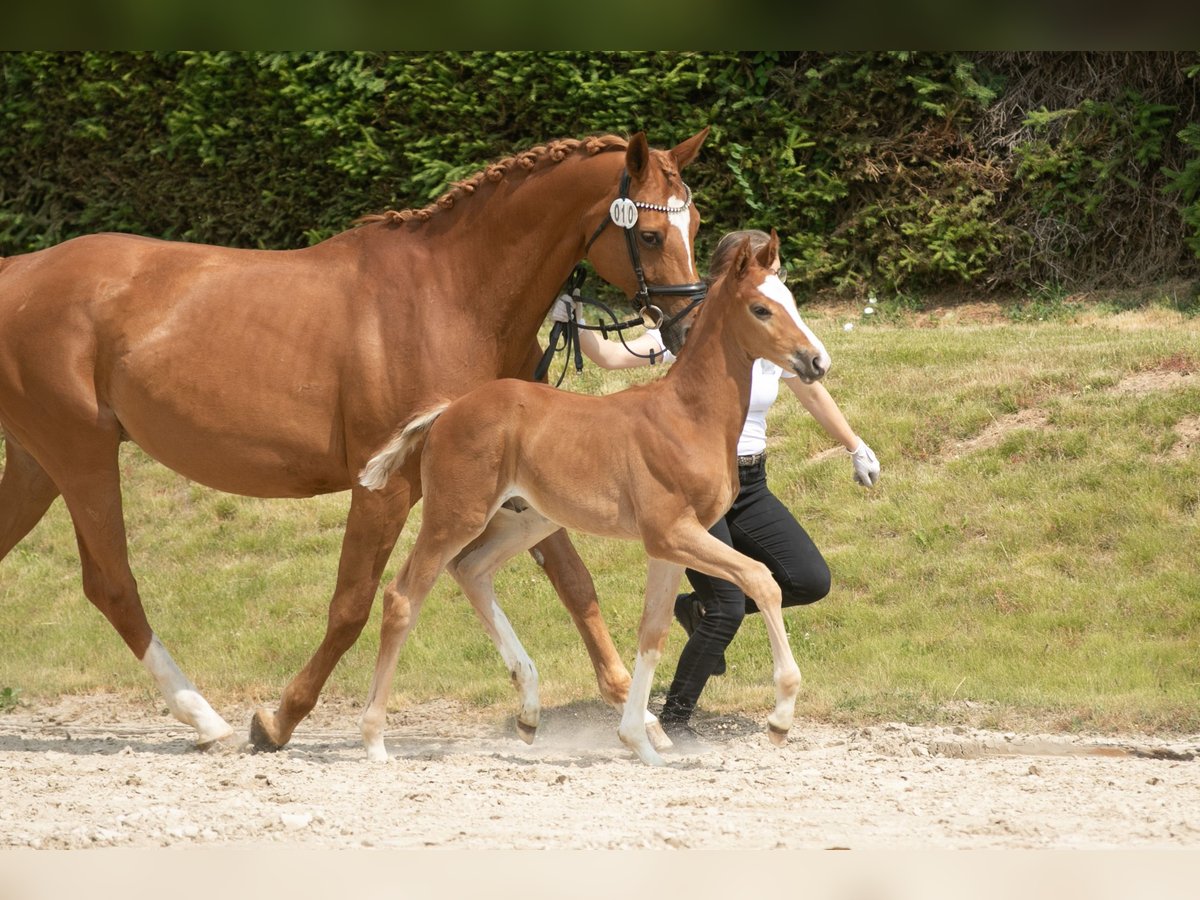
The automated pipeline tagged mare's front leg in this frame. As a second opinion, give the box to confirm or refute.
[533,530,671,752]
[616,558,684,766]
[250,479,412,751]
[533,531,632,707]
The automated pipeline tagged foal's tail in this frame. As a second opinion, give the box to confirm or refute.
[358,403,450,491]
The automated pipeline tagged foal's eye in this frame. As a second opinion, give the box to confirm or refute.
[638,231,662,248]
[752,304,772,320]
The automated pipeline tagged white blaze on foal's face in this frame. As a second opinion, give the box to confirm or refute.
[756,273,831,374]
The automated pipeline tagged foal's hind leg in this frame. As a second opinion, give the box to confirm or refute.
[45,430,231,745]
[0,432,61,561]
[616,557,685,766]
[359,515,483,762]
[446,505,563,743]
[358,552,443,762]
[251,480,411,751]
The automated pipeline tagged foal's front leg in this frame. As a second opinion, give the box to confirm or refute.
[616,558,684,766]
[651,525,803,744]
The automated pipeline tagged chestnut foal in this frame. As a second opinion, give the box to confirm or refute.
[358,232,829,766]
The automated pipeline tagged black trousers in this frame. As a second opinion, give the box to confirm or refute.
[660,457,830,724]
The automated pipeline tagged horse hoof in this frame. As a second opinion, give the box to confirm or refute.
[646,720,673,752]
[516,719,538,745]
[767,723,789,747]
[196,730,249,754]
[248,708,287,752]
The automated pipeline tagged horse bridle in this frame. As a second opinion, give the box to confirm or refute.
[534,170,708,384]
[584,169,708,332]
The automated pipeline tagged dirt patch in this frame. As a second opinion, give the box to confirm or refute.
[929,355,1199,465]
[1113,370,1198,396]
[942,408,1052,461]
[1,693,1197,850]
[1168,415,1200,461]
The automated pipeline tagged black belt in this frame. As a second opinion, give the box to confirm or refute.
[737,451,766,467]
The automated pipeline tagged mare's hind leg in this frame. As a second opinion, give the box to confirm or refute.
[446,504,563,743]
[43,429,231,745]
[0,431,61,561]
[251,479,412,751]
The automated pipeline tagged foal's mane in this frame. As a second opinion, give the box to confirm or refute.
[356,134,630,228]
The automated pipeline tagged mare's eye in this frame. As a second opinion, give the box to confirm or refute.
[752,304,772,320]
[639,231,662,248]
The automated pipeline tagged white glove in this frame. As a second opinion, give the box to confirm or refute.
[550,294,574,324]
[849,441,879,487]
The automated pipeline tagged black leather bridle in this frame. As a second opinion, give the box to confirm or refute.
[534,170,708,384]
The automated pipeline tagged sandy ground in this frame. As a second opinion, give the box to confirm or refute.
[0,693,1197,851]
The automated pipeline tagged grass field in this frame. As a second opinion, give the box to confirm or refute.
[2,300,1198,734]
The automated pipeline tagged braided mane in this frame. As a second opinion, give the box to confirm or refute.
[355,134,629,227]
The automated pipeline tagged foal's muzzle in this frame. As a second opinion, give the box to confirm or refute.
[791,349,830,383]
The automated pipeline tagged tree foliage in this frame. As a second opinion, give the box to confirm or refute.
[2,51,1197,298]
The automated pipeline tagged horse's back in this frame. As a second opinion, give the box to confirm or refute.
[0,232,366,496]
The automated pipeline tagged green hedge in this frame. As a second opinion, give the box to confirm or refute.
[2,51,1198,298]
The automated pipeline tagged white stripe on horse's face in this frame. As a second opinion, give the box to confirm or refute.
[757,274,831,371]
[667,195,695,278]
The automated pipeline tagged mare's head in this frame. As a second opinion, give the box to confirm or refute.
[583,128,710,355]
[714,231,830,383]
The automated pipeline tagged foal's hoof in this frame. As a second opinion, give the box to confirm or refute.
[196,730,249,755]
[516,719,538,745]
[248,708,288,752]
[767,723,789,747]
[647,720,673,752]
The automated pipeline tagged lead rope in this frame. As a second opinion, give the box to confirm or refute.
[533,267,665,386]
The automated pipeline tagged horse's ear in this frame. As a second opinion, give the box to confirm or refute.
[733,236,755,282]
[756,229,780,270]
[626,132,650,180]
[670,126,710,170]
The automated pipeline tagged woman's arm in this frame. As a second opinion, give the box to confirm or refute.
[785,377,880,486]
[576,327,667,370]
[784,378,860,450]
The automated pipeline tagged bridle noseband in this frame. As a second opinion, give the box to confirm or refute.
[585,170,708,330]
[534,169,708,385]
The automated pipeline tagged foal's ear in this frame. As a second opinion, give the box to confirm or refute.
[670,126,710,170]
[626,132,650,180]
[755,229,780,270]
[732,236,755,282]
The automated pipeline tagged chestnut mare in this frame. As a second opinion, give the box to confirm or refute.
[0,129,710,750]
[357,232,831,765]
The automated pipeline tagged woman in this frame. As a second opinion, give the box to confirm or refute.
[553,229,879,745]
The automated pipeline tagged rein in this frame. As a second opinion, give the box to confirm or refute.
[533,169,708,384]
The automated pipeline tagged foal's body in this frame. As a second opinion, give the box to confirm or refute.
[359,235,830,765]
[0,130,708,748]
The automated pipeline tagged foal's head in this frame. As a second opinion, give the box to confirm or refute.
[583,128,710,355]
[717,231,830,383]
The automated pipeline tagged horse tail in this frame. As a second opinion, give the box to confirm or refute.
[358,402,451,491]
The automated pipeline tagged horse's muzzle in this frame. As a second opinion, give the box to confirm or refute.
[791,349,830,383]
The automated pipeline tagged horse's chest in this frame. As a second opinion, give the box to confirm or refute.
[693,474,738,529]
